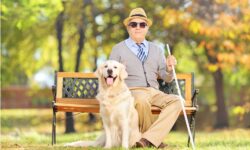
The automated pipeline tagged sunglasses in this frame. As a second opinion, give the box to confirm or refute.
[128,22,147,28]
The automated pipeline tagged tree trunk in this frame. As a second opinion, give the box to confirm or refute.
[65,112,75,133]
[212,68,229,128]
[204,46,229,128]
[86,0,98,124]
[56,3,76,133]
[75,26,85,72]
[56,12,64,72]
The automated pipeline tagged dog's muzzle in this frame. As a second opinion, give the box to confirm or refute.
[105,69,117,85]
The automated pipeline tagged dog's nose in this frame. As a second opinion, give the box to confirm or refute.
[107,69,113,75]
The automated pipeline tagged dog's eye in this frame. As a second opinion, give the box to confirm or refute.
[114,66,117,69]
[104,65,108,68]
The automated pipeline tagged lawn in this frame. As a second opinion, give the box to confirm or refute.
[1,109,250,150]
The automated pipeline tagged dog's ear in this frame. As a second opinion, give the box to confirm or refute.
[94,69,99,78]
[120,61,126,67]
[94,63,104,78]
[119,63,128,80]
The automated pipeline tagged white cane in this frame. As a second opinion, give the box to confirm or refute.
[166,44,195,150]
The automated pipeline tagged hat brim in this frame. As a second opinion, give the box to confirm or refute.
[123,16,152,27]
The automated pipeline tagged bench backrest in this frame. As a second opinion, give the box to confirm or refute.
[54,72,194,106]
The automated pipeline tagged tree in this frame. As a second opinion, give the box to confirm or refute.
[160,0,250,128]
[1,1,63,86]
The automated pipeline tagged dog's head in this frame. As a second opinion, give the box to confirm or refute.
[95,60,128,87]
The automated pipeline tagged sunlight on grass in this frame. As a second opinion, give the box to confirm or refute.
[2,130,250,150]
[1,109,250,149]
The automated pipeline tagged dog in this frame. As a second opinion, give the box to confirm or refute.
[95,60,141,148]
[65,60,141,148]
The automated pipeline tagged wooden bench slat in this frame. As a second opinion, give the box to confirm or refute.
[57,72,96,78]
[55,103,99,113]
[56,98,99,105]
[56,98,192,106]
[54,103,197,114]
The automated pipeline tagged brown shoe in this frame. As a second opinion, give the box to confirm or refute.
[158,142,168,149]
[135,138,154,148]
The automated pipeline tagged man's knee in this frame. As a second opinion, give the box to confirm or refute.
[176,99,182,109]
[161,95,182,110]
[174,96,182,111]
[135,99,151,109]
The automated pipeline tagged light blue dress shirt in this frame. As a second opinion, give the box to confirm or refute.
[125,37,149,57]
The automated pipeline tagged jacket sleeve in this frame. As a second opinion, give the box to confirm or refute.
[158,48,174,83]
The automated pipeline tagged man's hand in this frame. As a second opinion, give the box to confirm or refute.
[166,55,177,72]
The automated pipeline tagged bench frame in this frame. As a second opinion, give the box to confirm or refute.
[51,72,199,146]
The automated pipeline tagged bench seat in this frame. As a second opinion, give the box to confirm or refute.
[54,102,197,114]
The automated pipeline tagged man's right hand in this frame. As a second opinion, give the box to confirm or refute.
[166,55,177,71]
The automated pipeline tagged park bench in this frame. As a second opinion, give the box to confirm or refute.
[51,72,199,146]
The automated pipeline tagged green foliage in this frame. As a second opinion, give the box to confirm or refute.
[1,0,63,86]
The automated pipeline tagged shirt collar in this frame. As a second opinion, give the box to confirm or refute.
[127,37,147,48]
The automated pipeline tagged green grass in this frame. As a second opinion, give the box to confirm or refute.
[1,109,250,150]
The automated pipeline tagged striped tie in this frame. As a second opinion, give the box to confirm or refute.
[137,44,146,62]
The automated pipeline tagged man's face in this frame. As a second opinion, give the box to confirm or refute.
[127,18,149,43]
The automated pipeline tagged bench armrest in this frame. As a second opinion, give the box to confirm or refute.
[52,85,56,101]
[191,89,199,107]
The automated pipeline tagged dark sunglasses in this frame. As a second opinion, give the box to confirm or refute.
[128,22,147,28]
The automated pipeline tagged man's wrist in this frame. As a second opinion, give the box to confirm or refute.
[167,66,173,72]
[167,67,174,74]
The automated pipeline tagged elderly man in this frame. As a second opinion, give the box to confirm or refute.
[109,8,182,148]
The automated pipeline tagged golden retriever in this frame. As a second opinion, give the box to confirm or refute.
[95,60,141,148]
[65,60,141,148]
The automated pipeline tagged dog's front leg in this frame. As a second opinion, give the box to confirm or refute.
[103,123,112,148]
[121,118,129,149]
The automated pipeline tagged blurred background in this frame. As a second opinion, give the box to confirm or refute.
[1,0,250,147]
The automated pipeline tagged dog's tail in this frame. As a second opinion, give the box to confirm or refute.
[64,132,105,147]
[64,140,96,147]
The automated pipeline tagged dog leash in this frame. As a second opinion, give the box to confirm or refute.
[166,44,196,150]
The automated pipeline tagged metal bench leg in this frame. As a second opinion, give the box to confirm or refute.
[52,107,56,145]
[187,112,196,147]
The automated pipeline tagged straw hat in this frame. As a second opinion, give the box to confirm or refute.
[123,8,152,27]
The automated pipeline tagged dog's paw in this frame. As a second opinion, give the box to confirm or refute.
[64,143,73,147]
[104,144,112,149]
[63,141,85,147]
[122,146,129,149]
